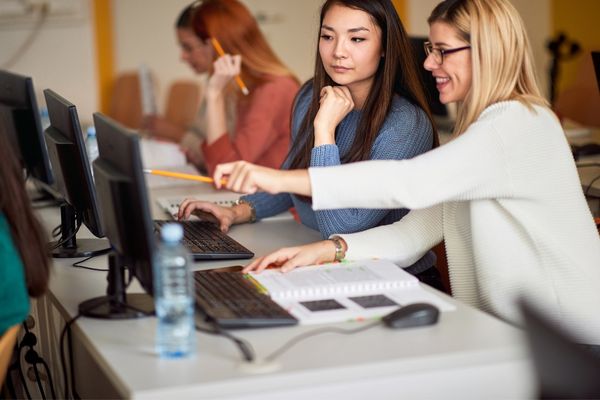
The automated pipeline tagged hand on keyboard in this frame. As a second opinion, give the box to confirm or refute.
[178,198,237,232]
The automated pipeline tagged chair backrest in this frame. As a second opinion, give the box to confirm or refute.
[108,71,144,130]
[554,52,600,128]
[0,324,20,386]
[164,80,201,130]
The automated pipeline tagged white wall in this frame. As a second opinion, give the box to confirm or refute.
[112,0,322,113]
[0,0,98,124]
[0,0,552,126]
[407,0,551,97]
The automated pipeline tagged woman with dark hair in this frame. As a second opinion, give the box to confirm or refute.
[0,128,51,336]
[216,0,600,343]
[144,0,299,175]
[180,0,441,284]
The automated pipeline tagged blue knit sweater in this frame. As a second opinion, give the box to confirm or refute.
[243,85,436,272]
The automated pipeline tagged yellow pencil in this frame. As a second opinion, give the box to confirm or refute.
[210,37,250,96]
[143,169,226,185]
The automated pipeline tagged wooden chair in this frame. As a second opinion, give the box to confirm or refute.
[0,324,20,386]
[554,52,600,128]
[163,80,201,142]
[108,71,144,130]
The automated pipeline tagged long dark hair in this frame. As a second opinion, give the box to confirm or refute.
[287,0,437,170]
[0,128,50,297]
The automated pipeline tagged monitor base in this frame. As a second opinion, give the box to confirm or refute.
[50,238,111,258]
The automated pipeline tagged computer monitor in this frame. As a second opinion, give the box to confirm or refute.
[520,298,600,398]
[78,113,156,319]
[0,70,57,199]
[409,37,450,127]
[592,51,600,93]
[43,89,111,258]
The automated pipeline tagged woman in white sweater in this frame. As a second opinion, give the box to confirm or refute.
[213,0,600,342]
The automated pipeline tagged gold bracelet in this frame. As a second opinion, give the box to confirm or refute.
[235,199,256,223]
[329,236,346,262]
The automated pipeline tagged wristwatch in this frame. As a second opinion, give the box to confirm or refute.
[329,236,346,262]
[234,199,256,223]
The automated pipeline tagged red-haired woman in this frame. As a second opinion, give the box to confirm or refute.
[145,0,299,175]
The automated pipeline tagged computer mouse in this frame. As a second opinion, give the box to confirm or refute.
[382,303,439,329]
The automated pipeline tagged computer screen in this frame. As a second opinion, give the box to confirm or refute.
[43,89,110,258]
[0,70,55,190]
[592,51,600,93]
[78,113,155,319]
[409,37,449,118]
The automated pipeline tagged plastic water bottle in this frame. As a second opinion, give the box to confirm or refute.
[39,108,51,131]
[153,223,195,358]
[85,126,99,177]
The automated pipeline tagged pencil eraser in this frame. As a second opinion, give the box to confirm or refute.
[236,359,281,374]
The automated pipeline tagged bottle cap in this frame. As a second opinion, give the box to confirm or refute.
[161,223,183,243]
[87,126,96,137]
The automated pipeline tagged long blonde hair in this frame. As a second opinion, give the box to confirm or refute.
[428,0,548,135]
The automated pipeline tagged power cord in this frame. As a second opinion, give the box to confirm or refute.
[1,2,49,69]
[585,172,600,198]
[263,321,381,362]
[72,254,110,272]
[59,297,153,399]
[50,219,83,251]
[194,320,382,364]
[195,322,255,362]
[20,318,57,399]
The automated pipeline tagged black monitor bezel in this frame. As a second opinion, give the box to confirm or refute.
[92,112,155,296]
[0,70,54,185]
[44,89,104,237]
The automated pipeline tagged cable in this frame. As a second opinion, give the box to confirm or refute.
[21,321,56,400]
[52,224,62,238]
[40,358,57,399]
[585,172,600,198]
[264,321,381,362]
[72,255,109,272]
[1,3,49,69]
[195,322,255,362]
[60,298,153,399]
[51,219,83,250]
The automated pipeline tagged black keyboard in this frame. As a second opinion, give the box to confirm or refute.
[194,270,298,329]
[154,220,254,260]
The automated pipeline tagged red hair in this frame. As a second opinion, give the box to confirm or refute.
[192,0,298,90]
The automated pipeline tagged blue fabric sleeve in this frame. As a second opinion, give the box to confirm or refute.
[239,83,313,220]
[310,101,434,238]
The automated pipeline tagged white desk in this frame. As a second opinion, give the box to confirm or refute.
[31,182,535,399]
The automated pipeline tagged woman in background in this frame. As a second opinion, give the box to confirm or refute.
[180,0,441,287]
[145,0,299,175]
[212,0,600,344]
[0,128,51,336]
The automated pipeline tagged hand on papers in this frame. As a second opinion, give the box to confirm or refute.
[242,240,337,274]
[213,161,312,196]
[207,54,242,95]
[313,85,354,146]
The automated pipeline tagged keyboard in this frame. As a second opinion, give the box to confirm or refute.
[154,220,254,260]
[155,196,294,222]
[194,270,298,329]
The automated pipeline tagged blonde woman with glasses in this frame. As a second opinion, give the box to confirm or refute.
[213,0,600,344]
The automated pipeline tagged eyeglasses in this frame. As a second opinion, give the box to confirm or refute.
[424,41,471,65]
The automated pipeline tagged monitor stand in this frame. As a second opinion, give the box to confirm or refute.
[49,203,110,258]
[79,252,155,319]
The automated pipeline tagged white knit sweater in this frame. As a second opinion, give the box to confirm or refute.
[309,101,600,343]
